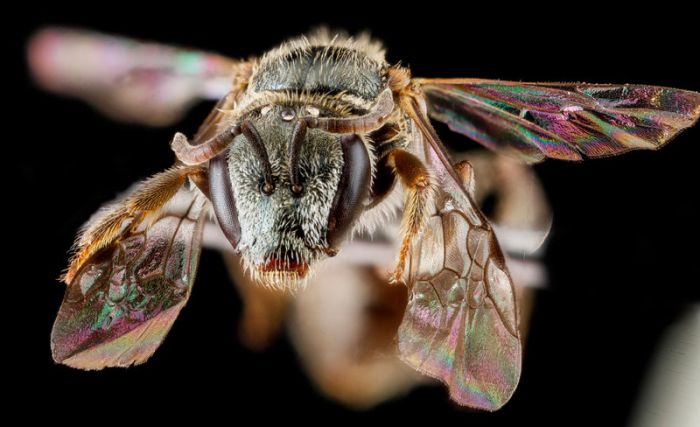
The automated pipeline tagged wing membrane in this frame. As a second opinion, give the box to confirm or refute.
[398,97,521,410]
[28,27,241,126]
[51,190,208,369]
[417,78,700,163]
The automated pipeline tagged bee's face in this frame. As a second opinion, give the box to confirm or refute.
[211,106,371,290]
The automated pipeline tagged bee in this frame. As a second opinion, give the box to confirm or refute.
[29,27,700,411]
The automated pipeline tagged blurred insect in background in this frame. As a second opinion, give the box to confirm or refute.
[28,27,700,411]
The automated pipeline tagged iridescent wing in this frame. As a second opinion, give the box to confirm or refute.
[398,97,520,410]
[27,27,243,126]
[51,188,208,369]
[416,78,700,163]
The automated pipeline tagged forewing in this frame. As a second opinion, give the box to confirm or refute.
[28,27,240,126]
[398,97,520,410]
[417,78,700,163]
[51,191,208,369]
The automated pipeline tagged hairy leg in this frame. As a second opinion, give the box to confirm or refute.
[385,149,435,284]
[65,166,206,282]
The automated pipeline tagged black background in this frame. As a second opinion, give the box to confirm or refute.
[7,4,699,424]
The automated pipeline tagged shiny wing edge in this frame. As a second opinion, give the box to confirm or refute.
[415,78,700,163]
[51,187,209,370]
[397,96,521,410]
[27,27,246,126]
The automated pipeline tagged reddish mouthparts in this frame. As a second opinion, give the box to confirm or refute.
[259,258,309,276]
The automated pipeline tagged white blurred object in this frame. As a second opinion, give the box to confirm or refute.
[631,306,700,427]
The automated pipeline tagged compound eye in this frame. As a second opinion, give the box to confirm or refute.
[209,153,243,249]
[326,134,371,247]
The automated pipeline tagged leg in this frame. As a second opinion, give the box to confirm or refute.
[65,166,206,282]
[385,149,435,284]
